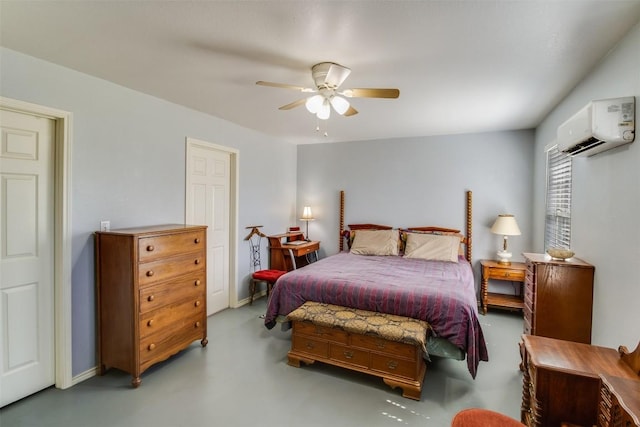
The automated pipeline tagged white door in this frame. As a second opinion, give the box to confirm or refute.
[0,109,55,407]
[186,140,231,315]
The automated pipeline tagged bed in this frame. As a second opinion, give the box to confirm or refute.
[264,190,488,378]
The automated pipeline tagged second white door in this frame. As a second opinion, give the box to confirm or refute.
[186,140,231,315]
[0,108,55,407]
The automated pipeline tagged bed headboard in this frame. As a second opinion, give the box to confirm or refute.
[338,190,473,262]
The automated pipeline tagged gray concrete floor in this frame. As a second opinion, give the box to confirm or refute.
[0,299,524,427]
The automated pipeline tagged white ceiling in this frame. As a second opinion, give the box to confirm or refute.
[2,1,640,144]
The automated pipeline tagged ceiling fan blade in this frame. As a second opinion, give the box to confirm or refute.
[344,106,359,117]
[278,98,307,110]
[342,88,400,99]
[325,63,351,88]
[256,81,315,93]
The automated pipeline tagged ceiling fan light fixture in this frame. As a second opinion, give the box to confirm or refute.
[305,94,324,114]
[317,99,331,120]
[330,95,350,115]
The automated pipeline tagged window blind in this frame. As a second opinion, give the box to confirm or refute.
[544,145,572,250]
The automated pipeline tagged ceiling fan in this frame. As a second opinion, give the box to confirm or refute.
[256,62,400,120]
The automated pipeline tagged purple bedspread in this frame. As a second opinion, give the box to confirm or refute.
[264,252,488,378]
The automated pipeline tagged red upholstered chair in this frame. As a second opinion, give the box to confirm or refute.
[249,268,286,305]
[451,408,524,427]
[245,226,288,305]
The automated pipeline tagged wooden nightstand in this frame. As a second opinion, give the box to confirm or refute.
[480,260,526,314]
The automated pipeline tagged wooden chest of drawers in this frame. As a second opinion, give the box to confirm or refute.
[288,320,426,400]
[520,335,638,427]
[95,224,208,387]
[523,253,594,344]
[598,374,640,427]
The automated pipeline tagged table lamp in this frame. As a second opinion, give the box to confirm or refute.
[300,206,314,241]
[490,214,521,265]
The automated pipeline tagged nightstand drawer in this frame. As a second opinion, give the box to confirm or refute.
[489,267,525,281]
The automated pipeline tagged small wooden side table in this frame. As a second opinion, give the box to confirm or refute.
[268,233,320,271]
[480,260,526,314]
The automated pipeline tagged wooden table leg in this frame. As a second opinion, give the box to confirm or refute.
[481,267,488,314]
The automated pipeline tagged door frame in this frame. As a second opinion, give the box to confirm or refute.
[0,97,73,389]
[185,137,239,309]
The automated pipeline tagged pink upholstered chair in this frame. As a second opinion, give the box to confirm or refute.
[451,408,524,427]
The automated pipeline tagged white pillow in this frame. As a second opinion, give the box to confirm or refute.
[403,233,459,262]
[350,229,399,256]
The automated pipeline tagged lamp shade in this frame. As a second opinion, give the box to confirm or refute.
[300,206,314,220]
[490,214,521,236]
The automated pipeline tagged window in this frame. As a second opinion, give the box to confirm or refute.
[544,144,572,250]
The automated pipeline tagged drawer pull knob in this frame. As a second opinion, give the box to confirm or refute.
[387,361,398,370]
[305,342,315,349]
[146,245,154,252]
[194,279,201,286]
[147,295,155,302]
[343,351,354,359]
[195,321,201,328]
[194,238,201,244]
[148,343,156,351]
[195,259,201,265]
[375,340,386,349]
[147,319,154,327]
[194,300,201,307]
[505,272,510,277]
[146,270,154,277]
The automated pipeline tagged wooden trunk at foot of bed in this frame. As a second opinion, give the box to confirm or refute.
[287,320,427,400]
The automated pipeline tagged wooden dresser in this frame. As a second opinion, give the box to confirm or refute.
[523,253,594,344]
[521,335,639,427]
[95,224,208,387]
[598,374,640,427]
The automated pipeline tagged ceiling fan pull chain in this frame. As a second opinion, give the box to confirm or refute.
[314,118,329,137]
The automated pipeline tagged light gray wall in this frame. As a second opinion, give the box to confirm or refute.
[532,22,640,349]
[297,130,535,293]
[0,48,297,376]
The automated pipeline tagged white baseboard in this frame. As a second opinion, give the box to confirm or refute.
[71,367,98,386]
[234,289,267,307]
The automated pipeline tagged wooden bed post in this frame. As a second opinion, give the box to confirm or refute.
[339,190,345,252]
[466,190,473,263]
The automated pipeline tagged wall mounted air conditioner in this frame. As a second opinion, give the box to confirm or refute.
[557,96,635,157]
